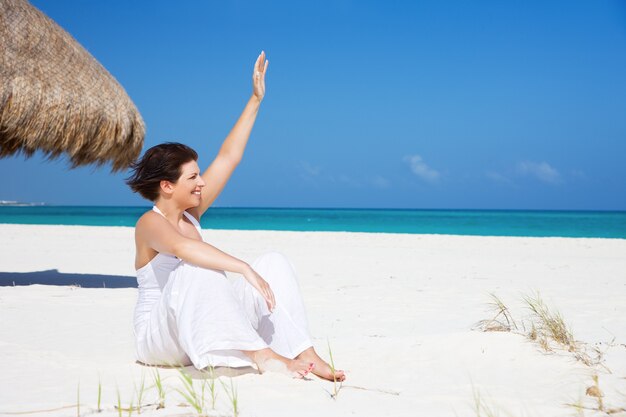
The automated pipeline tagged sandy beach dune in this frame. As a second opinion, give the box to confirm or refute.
[1,224,625,416]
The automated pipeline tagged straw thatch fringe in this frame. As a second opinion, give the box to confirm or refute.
[0,0,144,171]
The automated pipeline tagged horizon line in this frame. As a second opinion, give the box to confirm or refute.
[1,203,625,213]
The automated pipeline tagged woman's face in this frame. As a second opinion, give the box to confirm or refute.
[170,159,205,207]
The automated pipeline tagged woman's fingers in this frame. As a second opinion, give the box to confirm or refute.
[265,288,275,312]
[250,270,274,312]
[268,287,276,310]
[253,53,262,81]
[251,51,267,102]
[255,51,263,73]
[256,51,267,74]
[261,281,275,312]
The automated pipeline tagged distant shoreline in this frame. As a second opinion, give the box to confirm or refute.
[0,201,45,207]
[1,203,624,213]
[1,205,624,238]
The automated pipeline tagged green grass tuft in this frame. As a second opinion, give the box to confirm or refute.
[202,365,218,410]
[475,293,517,332]
[219,376,239,417]
[97,376,102,412]
[134,371,146,414]
[152,368,166,409]
[327,339,343,399]
[116,385,122,417]
[175,368,203,414]
[76,381,80,417]
[523,292,574,348]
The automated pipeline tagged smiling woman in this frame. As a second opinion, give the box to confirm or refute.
[126,143,199,202]
[123,52,345,382]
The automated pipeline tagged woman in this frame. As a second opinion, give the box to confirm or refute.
[126,52,345,381]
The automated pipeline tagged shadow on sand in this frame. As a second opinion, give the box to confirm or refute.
[135,360,260,378]
[0,269,137,288]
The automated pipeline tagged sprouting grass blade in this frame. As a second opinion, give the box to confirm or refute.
[175,368,203,414]
[152,368,165,409]
[327,339,341,399]
[97,376,102,412]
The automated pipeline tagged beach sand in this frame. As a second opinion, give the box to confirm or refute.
[0,224,625,416]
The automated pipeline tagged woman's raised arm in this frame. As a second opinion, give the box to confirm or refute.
[189,51,269,219]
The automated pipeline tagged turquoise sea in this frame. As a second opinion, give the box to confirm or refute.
[0,206,625,238]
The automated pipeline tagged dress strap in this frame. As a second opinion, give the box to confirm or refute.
[152,206,201,232]
[183,211,202,232]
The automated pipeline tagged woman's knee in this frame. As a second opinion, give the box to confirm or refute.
[253,251,291,269]
[252,252,299,287]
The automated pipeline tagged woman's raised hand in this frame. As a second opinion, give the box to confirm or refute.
[252,51,269,102]
[243,266,276,312]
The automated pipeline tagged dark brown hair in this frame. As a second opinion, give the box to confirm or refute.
[125,142,198,201]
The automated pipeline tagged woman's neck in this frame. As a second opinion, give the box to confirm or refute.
[154,200,186,224]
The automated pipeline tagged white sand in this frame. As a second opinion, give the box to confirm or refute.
[0,224,625,416]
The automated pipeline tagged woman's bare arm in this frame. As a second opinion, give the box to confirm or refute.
[138,212,247,272]
[137,212,275,310]
[189,51,269,220]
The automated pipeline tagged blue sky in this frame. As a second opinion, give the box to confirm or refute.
[2,0,625,209]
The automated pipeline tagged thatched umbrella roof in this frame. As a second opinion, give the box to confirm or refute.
[0,0,145,171]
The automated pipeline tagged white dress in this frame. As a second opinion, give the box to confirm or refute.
[133,206,313,369]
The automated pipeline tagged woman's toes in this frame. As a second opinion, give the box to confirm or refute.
[290,360,315,378]
[329,369,345,382]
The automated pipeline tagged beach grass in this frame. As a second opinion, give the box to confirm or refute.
[477,291,606,367]
[471,385,505,417]
[219,377,239,417]
[478,293,518,332]
[522,292,606,367]
[585,374,604,412]
[567,394,586,417]
[328,339,338,398]
[76,381,80,417]
[134,371,146,413]
[523,292,574,348]
[116,386,122,417]
[475,292,626,415]
[565,374,626,416]
[97,376,102,412]
[327,339,344,400]
[152,368,166,409]
[175,368,204,414]
[202,366,218,410]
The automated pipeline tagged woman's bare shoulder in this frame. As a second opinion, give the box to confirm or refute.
[135,210,164,232]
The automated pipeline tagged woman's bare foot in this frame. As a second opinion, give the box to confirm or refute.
[286,359,315,378]
[243,348,315,379]
[296,347,346,382]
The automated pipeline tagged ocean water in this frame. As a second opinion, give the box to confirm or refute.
[0,206,625,238]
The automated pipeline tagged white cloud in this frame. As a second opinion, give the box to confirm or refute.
[297,161,364,188]
[404,154,440,183]
[570,169,587,181]
[339,174,361,188]
[372,175,390,189]
[516,161,562,184]
[485,171,514,185]
[299,161,321,176]
[297,161,391,189]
